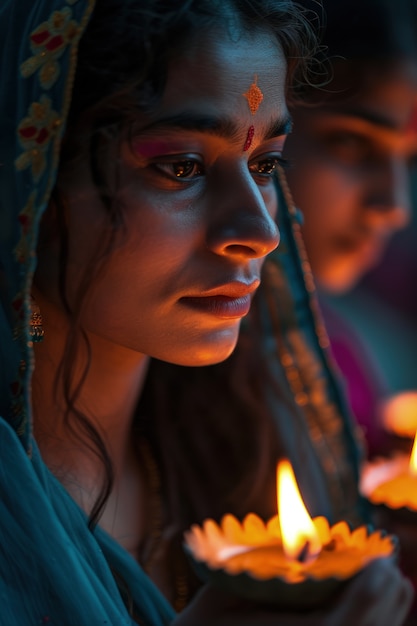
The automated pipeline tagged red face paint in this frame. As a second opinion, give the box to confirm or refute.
[243,125,255,152]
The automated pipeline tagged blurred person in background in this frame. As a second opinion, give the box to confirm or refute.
[283,0,417,459]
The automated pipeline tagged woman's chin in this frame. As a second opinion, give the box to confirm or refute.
[170,330,240,368]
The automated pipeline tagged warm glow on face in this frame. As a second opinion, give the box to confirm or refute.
[409,432,417,475]
[277,460,322,561]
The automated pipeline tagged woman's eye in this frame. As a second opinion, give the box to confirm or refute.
[249,156,288,177]
[154,159,203,180]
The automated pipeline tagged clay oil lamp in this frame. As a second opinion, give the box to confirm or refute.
[185,459,396,609]
[361,428,417,520]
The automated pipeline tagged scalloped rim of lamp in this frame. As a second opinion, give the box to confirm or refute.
[184,514,396,608]
[184,513,396,584]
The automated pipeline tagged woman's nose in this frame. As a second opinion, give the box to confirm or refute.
[206,168,280,260]
[365,156,412,230]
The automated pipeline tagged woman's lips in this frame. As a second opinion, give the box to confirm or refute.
[180,280,260,319]
[180,294,253,319]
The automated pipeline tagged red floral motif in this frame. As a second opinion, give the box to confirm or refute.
[14,193,37,264]
[20,6,79,89]
[15,97,60,181]
[31,31,50,46]
[16,192,36,238]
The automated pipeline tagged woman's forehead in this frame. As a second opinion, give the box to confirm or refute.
[151,29,288,129]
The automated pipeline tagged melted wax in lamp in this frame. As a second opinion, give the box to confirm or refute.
[185,460,395,585]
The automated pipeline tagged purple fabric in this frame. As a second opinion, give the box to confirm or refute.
[321,300,391,458]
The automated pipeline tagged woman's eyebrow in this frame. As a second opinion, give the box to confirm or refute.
[264,115,293,138]
[140,111,293,139]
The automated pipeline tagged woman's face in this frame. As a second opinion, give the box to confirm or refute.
[37,27,288,366]
[284,62,417,293]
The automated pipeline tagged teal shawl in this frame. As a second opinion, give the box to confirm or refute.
[0,1,174,624]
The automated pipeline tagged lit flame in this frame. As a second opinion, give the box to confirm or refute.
[277,460,322,562]
[409,431,417,475]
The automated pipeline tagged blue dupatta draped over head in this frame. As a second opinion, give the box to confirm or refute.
[0,1,174,624]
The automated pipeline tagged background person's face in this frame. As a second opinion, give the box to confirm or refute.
[284,62,417,293]
[37,26,288,366]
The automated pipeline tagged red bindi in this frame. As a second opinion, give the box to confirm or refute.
[243,125,255,151]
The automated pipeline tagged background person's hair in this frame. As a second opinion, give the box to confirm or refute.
[293,0,417,104]
[302,0,417,61]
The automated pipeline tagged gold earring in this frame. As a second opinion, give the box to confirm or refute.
[30,297,44,342]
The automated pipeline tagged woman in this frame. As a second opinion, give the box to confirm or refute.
[283,0,417,458]
[0,1,412,624]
